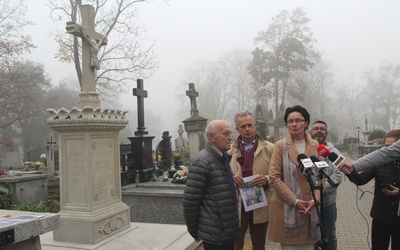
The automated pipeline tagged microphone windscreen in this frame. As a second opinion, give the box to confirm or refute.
[297,153,308,162]
[328,152,339,162]
[309,155,320,163]
[317,144,331,157]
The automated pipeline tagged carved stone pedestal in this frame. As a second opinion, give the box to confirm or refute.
[47,107,130,244]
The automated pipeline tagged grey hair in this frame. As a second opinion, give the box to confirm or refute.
[234,111,255,125]
[205,120,218,135]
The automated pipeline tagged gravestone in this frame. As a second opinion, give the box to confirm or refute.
[47,4,130,245]
[128,79,154,182]
[182,83,207,160]
[45,131,57,177]
[255,104,267,139]
[175,124,189,152]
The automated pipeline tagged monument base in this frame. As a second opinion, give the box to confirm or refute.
[53,202,130,244]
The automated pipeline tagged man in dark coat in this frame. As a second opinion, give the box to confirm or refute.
[183,119,239,250]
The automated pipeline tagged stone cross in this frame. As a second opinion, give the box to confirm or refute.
[66,5,108,92]
[133,79,148,135]
[178,125,185,139]
[46,135,56,161]
[186,83,199,117]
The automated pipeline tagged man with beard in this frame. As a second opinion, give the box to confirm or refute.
[310,120,343,250]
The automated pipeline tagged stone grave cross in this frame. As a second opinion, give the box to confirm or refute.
[186,83,199,117]
[46,135,56,161]
[133,79,148,136]
[66,5,108,92]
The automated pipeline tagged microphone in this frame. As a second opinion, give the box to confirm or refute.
[317,144,331,158]
[297,154,322,190]
[310,156,339,188]
[328,152,346,168]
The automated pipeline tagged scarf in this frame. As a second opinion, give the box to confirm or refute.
[238,138,258,178]
[283,139,320,238]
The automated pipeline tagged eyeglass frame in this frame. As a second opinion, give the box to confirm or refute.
[286,119,306,124]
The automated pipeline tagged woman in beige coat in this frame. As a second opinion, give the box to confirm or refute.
[268,105,321,250]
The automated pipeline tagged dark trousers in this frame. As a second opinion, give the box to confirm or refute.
[371,219,400,250]
[235,206,268,250]
[203,242,234,250]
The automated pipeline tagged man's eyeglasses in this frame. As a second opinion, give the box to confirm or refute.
[287,119,305,124]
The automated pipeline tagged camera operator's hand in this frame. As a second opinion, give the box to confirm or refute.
[383,184,399,196]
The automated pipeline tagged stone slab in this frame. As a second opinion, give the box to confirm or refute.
[0,174,48,203]
[122,179,185,224]
[0,209,59,249]
[40,222,196,250]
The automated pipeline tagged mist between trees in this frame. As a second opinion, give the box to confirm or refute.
[1,1,400,167]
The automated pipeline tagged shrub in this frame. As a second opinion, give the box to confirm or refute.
[0,186,15,209]
[368,129,386,143]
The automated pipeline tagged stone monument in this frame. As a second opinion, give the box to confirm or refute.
[175,124,189,152]
[46,4,130,244]
[182,83,207,160]
[128,79,155,182]
[45,131,57,177]
[66,4,107,108]
[255,104,267,139]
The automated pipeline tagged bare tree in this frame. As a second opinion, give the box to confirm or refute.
[177,49,256,123]
[0,0,35,65]
[47,0,159,97]
[0,61,51,153]
[362,62,400,130]
[334,75,365,139]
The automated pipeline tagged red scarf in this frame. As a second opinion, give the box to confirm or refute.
[238,138,258,178]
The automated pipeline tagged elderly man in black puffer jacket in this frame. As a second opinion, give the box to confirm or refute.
[183,119,239,250]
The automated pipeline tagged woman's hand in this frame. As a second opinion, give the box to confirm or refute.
[295,200,315,215]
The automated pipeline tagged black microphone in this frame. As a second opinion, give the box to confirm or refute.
[297,154,322,190]
[328,152,346,168]
[310,156,339,188]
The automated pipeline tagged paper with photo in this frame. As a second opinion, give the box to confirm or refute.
[239,174,268,212]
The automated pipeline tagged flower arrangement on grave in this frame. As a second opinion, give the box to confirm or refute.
[29,161,45,170]
[40,154,47,166]
[28,154,47,170]
[172,165,188,184]
[173,152,183,161]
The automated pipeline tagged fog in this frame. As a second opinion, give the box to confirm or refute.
[25,0,400,142]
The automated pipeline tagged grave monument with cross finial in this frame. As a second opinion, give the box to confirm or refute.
[46,4,130,245]
[128,79,155,182]
[182,83,208,160]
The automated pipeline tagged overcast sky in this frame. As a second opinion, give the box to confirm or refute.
[24,0,400,140]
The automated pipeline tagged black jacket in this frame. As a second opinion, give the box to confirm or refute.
[348,160,400,226]
[182,144,239,245]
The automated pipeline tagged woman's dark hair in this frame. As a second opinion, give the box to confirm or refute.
[384,129,400,142]
[284,105,310,129]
